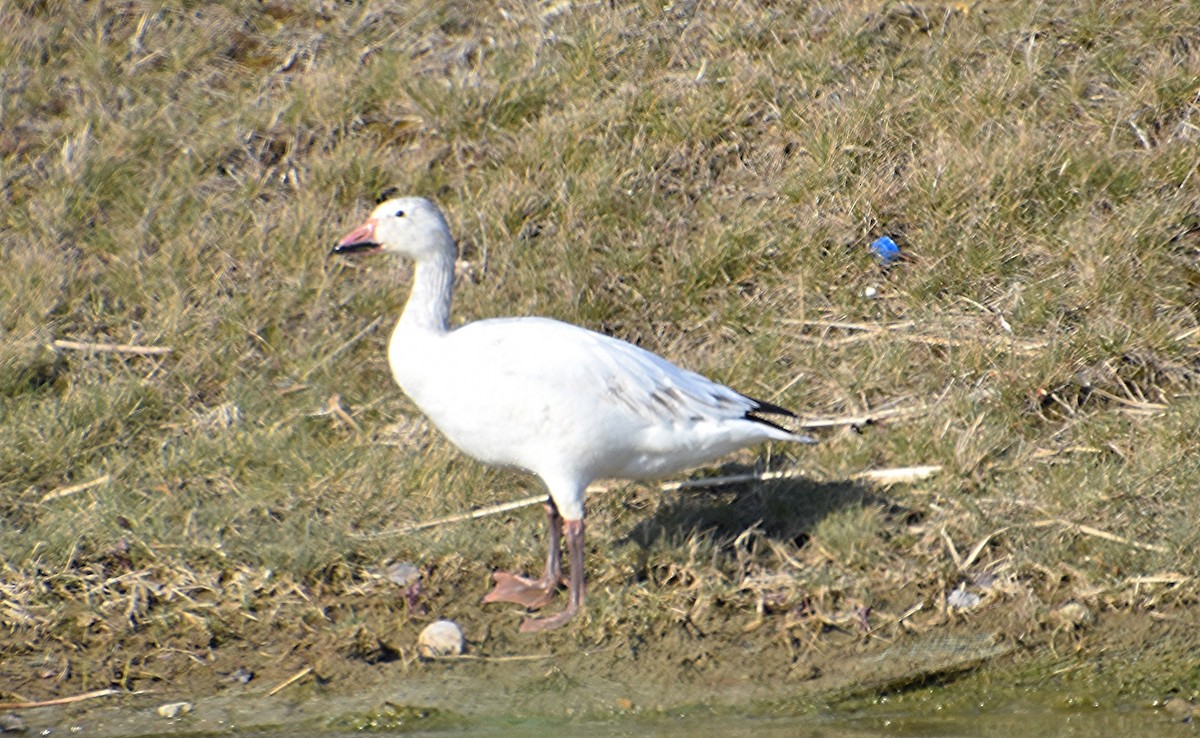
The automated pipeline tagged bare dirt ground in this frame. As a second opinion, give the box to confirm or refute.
[4,518,1199,735]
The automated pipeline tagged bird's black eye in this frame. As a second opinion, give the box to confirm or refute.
[395,210,405,218]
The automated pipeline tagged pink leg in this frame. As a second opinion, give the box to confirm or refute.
[483,501,564,610]
[518,518,584,633]
[542,501,564,584]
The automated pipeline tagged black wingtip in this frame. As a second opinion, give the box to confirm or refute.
[741,394,810,436]
[745,411,794,434]
[744,395,797,418]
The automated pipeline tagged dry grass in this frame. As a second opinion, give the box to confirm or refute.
[3,0,1200,704]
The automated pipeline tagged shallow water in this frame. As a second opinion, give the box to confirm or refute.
[194,704,1188,738]
[16,689,1192,738]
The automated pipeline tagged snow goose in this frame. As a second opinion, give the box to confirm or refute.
[332,196,815,633]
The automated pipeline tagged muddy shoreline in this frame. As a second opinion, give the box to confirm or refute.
[4,579,1198,736]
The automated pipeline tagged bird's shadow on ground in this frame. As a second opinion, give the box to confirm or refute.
[623,462,896,551]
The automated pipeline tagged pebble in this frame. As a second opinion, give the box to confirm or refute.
[946,585,982,610]
[417,620,465,658]
[1047,601,1094,630]
[0,713,25,733]
[157,701,193,719]
[1162,698,1197,722]
[223,666,254,685]
[385,562,421,587]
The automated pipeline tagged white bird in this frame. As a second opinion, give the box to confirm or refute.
[332,196,814,633]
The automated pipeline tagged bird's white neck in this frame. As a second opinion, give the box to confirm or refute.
[397,250,456,336]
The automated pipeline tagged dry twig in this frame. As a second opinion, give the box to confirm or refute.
[782,318,1046,354]
[0,688,120,710]
[439,653,553,662]
[51,339,172,356]
[322,395,362,433]
[851,465,942,485]
[362,464,941,537]
[796,404,928,429]
[267,666,313,696]
[1031,518,1167,553]
[960,527,1009,571]
[39,474,111,503]
[1126,573,1190,586]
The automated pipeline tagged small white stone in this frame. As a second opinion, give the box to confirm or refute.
[1048,601,1094,630]
[946,585,982,610]
[156,701,192,719]
[383,561,421,587]
[864,285,878,298]
[417,619,465,658]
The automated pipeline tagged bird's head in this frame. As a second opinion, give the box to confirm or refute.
[332,196,454,261]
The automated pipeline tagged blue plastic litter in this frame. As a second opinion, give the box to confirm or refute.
[869,235,900,265]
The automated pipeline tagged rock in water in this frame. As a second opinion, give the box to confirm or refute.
[0,713,26,733]
[157,701,193,718]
